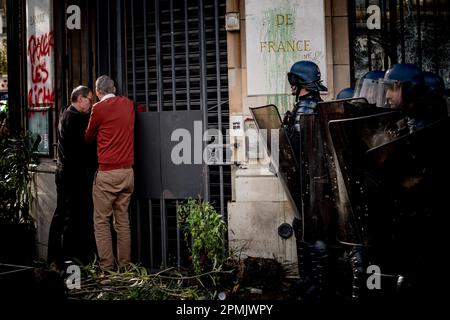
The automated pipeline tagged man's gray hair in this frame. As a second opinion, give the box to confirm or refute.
[96,75,116,94]
[71,85,92,103]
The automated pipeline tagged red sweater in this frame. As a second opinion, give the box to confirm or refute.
[85,96,135,171]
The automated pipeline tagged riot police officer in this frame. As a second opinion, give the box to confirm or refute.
[283,60,331,299]
[283,60,327,161]
[336,87,354,100]
[378,63,427,134]
[423,71,448,120]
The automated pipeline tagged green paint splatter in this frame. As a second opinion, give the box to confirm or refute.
[260,7,298,114]
[265,94,295,115]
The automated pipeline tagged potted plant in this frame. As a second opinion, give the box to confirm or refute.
[0,133,40,265]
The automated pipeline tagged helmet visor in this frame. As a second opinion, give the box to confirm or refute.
[287,72,300,86]
[286,73,298,95]
[376,80,403,108]
[354,78,380,104]
[316,81,328,92]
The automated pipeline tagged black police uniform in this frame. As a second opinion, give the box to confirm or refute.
[283,92,333,298]
[283,92,322,162]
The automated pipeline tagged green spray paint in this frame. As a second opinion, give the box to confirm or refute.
[260,6,298,114]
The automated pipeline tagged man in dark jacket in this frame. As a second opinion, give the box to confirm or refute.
[48,86,97,270]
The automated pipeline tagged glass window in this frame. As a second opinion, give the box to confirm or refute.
[350,0,450,88]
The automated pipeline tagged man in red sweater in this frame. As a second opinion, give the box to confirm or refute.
[85,75,134,271]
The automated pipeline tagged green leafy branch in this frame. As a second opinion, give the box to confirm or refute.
[177,198,227,275]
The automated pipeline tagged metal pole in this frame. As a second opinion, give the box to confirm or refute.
[199,0,209,201]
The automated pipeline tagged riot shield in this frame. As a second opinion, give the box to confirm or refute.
[315,98,393,126]
[326,111,405,246]
[250,102,353,243]
[298,113,336,242]
[363,119,450,252]
[315,99,404,246]
[249,105,302,220]
[327,110,450,252]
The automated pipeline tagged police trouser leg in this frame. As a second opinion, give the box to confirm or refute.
[293,218,309,282]
[309,240,329,298]
[349,246,366,301]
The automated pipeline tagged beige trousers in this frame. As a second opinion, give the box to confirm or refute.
[93,168,134,270]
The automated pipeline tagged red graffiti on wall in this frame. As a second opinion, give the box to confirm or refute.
[27,32,54,106]
[28,85,54,107]
[30,61,49,83]
[28,32,54,65]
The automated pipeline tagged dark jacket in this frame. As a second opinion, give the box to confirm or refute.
[57,105,97,173]
[283,92,323,161]
[49,105,97,266]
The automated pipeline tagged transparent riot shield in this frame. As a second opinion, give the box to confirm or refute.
[250,105,339,243]
[316,98,393,124]
[249,105,302,221]
[330,114,449,294]
[363,118,450,252]
[298,113,336,243]
[326,111,405,246]
[314,99,404,246]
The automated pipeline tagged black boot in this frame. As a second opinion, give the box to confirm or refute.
[348,246,367,301]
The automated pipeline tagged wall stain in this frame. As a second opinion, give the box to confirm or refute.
[260,7,298,114]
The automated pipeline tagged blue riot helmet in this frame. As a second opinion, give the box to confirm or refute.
[383,64,424,88]
[423,71,445,97]
[353,70,385,104]
[336,87,355,100]
[423,71,448,119]
[287,60,327,94]
[377,64,425,109]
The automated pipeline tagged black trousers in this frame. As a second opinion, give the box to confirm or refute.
[47,167,96,267]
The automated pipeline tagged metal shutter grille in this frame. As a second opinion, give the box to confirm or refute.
[125,0,230,269]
